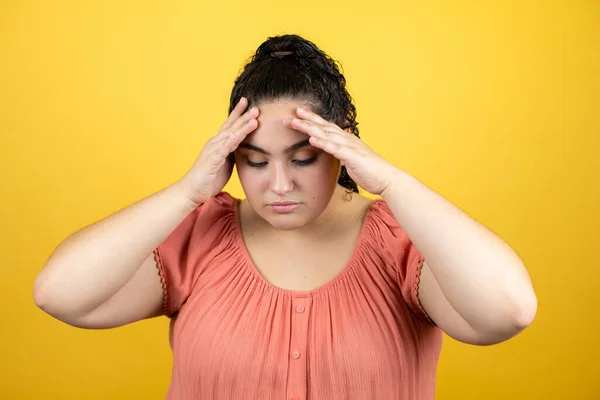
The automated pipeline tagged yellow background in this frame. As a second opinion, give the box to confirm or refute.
[1,0,598,398]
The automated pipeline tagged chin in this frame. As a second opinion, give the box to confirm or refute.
[264,215,308,231]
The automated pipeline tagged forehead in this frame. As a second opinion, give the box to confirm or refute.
[256,99,309,124]
[241,100,313,147]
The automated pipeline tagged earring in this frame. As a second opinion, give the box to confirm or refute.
[344,190,353,202]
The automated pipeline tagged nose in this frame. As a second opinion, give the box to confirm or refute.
[269,163,295,196]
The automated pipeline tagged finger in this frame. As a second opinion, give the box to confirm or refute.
[291,118,350,146]
[225,118,259,151]
[207,118,258,171]
[214,106,259,142]
[296,107,335,127]
[308,135,353,164]
[222,97,249,129]
[228,106,259,135]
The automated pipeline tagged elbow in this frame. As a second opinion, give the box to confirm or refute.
[506,265,538,331]
[33,274,50,311]
[470,284,538,346]
[502,262,538,333]
[33,276,84,328]
[512,288,538,331]
[487,285,537,344]
[33,272,66,319]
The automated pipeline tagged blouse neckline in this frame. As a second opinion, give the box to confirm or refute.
[230,196,384,298]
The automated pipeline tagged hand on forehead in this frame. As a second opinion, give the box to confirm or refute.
[240,101,317,153]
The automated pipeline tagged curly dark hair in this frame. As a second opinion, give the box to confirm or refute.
[228,34,360,193]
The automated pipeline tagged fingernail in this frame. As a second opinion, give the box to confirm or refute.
[298,107,305,113]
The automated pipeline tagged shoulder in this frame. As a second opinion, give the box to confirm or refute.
[338,193,397,233]
[362,196,413,246]
[173,191,239,239]
[345,193,377,220]
[207,191,240,209]
[340,193,405,244]
[364,196,397,226]
[190,191,239,218]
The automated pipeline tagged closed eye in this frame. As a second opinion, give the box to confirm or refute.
[246,160,267,168]
[292,156,317,166]
[246,156,317,169]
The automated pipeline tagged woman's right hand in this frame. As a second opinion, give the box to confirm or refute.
[177,97,259,206]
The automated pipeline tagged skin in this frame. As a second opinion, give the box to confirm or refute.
[286,105,537,345]
[30,91,536,352]
[233,100,350,234]
[233,97,537,346]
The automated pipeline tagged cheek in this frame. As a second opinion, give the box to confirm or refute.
[237,167,263,189]
[319,155,342,179]
[300,158,340,190]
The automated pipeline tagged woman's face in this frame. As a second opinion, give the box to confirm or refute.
[234,99,341,231]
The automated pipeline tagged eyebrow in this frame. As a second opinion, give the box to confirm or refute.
[238,139,311,156]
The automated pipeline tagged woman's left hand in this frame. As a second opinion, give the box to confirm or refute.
[286,107,399,195]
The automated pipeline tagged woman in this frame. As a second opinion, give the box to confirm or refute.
[33,34,537,399]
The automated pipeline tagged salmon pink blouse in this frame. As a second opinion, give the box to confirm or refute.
[153,192,442,399]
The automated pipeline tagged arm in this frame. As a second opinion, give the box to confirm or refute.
[33,97,259,329]
[381,169,537,345]
[33,181,198,328]
[287,107,537,345]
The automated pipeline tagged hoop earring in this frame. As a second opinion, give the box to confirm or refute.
[343,190,353,202]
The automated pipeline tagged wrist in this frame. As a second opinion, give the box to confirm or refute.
[169,180,204,214]
[379,166,406,200]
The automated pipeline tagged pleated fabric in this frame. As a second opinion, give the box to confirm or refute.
[153,192,442,400]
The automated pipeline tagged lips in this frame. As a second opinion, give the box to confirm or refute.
[267,201,301,214]
[269,201,299,206]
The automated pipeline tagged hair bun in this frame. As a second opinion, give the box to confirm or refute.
[255,34,316,61]
[271,50,294,59]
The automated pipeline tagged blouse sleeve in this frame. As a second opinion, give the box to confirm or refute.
[371,200,435,324]
[152,192,237,318]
